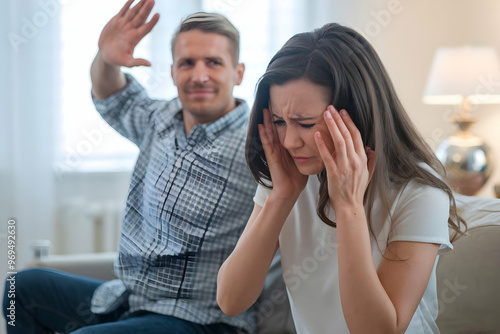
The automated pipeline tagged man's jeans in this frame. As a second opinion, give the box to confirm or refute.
[2,268,237,334]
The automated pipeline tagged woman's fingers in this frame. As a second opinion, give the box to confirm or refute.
[260,109,270,145]
[314,131,337,173]
[325,106,368,165]
[262,108,275,147]
[323,106,348,164]
[338,108,365,155]
[366,147,376,182]
[257,124,270,154]
[265,108,282,148]
[330,106,358,157]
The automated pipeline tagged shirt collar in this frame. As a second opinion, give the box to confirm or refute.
[156,98,249,143]
[200,98,249,141]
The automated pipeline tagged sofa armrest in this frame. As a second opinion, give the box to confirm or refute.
[29,252,117,281]
[436,225,500,332]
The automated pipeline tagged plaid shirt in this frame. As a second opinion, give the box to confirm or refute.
[90,74,257,333]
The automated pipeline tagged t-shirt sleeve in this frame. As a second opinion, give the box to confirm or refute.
[253,183,272,207]
[389,181,453,254]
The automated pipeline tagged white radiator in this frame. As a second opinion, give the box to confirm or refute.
[54,198,122,255]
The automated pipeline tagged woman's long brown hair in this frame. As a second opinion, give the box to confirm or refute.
[246,23,466,243]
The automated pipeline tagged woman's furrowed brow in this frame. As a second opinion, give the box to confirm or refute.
[290,116,317,121]
[272,112,317,121]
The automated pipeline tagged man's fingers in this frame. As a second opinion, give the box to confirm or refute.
[132,0,156,28]
[125,0,148,20]
[137,13,160,38]
[126,58,152,68]
[118,0,135,17]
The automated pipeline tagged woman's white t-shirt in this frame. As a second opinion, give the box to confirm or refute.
[253,175,453,334]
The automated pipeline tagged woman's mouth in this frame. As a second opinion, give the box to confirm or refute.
[293,156,311,163]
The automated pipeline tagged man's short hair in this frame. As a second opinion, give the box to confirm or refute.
[171,12,240,66]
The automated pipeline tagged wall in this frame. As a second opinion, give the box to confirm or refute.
[381,0,500,198]
[52,171,131,254]
[328,0,500,197]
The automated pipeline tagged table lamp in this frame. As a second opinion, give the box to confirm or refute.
[423,46,500,195]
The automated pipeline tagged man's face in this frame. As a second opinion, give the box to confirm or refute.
[171,29,244,132]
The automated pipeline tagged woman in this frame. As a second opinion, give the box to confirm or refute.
[217,23,466,333]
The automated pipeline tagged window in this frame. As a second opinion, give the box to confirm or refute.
[58,0,319,172]
[59,0,141,172]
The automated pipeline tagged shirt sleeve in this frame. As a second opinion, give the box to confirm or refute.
[253,183,272,208]
[389,180,453,254]
[91,73,164,146]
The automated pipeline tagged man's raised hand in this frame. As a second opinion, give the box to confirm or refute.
[98,0,160,68]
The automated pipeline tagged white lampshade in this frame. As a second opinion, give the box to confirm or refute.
[423,46,500,105]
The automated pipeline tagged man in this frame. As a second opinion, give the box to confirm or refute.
[2,1,260,333]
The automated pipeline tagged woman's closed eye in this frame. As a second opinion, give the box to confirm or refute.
[299,123,315,129]
[272,119,315,129]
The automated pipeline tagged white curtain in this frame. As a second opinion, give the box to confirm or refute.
[0,0,209,275]
[0,0,59,270]
[0,0,336,272]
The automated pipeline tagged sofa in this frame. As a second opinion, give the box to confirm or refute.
[435,194,500,333]
[31,194,500,333]
[31,250,296,334]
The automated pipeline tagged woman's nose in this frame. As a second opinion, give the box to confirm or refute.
[282,126,302,150]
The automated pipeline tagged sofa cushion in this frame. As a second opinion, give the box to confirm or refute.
[436,225,500,332]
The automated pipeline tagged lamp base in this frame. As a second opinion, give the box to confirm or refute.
[436,134,493,196]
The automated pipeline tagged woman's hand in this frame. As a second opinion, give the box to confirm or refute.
[314,106,376,211]
[258,108,308,200]
[98,0,160,68]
